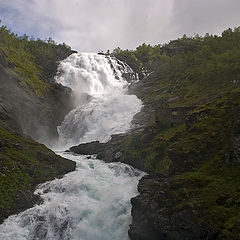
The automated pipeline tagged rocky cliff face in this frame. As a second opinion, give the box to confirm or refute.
[0,46,75,145]
[129,175,204,240]
[70,72,240,239]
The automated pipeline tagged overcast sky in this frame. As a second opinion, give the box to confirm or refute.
[0,0,240,52]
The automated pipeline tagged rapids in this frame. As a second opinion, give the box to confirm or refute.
[0,153,144,240]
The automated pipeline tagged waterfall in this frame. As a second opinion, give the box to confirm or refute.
[55,53,142,148]
[0,53,144,240]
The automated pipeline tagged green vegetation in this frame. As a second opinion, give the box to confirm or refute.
[0,20,72,95]
[113,27,240,107]
[170,159,240,239]
[114,28,240,239]
[0,127,75,220]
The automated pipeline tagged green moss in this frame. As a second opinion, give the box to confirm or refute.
[0,168,31,209]
[168,154,240,239]
[155,156,172,173]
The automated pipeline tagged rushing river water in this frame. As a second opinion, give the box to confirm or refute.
[0,152,144,240]
[0,53,144,240]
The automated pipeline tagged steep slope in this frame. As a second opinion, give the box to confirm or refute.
[71,28,240,239]
[0,25,76,222]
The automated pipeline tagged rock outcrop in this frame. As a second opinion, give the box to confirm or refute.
[129,175,204,240]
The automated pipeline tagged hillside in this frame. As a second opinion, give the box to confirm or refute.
[0,24,76,222]
[71,28,240,239]
[114,29,240,240]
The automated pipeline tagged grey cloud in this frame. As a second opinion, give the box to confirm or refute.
[171,0,240,38]
[0,0,240,52]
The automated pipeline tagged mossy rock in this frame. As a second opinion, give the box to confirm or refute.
[0,126,76,223]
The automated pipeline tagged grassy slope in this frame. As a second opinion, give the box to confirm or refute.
[0,24,73,96]
[114,29,240,239]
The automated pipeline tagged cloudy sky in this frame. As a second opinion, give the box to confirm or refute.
[0,0,240,52]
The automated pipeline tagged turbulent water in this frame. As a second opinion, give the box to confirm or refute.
[0,53,144,240]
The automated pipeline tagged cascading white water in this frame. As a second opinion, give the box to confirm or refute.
[0,153,144,240]
[55,53,142,149]
[0,53,144,240]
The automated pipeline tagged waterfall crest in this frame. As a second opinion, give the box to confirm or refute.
[55,53,142,148]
